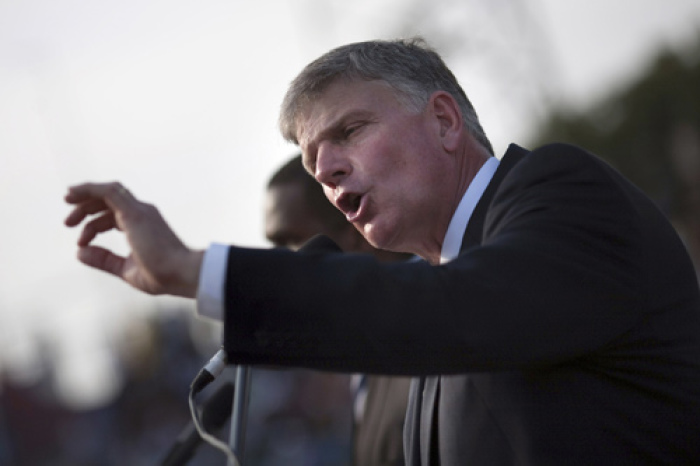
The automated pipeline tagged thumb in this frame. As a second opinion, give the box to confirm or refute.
[78,245,126,278]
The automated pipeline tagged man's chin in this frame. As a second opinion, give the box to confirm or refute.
[363,225,397,252]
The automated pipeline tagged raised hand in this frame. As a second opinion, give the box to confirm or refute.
[64,182,203,298]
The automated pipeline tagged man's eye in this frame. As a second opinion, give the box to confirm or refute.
[344,124,362,138]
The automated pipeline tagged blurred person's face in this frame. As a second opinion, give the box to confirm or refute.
[265,183,326,250]
[296,78,457,258]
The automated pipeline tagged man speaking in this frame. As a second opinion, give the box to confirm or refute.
[65,38,700,464]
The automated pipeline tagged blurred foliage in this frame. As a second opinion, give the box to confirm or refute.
[528,32,700,220]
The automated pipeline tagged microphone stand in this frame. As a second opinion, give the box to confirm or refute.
[228,365,251,466]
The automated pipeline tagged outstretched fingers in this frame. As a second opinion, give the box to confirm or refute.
[65,182,139,243]
[77,211,117,247]
[65,182,135,215]
[64,198,108,227]
[65,182,134,275]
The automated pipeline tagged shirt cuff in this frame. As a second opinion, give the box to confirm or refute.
[195,243,229,322]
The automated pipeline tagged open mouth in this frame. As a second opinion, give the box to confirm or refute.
[337,192,363,219]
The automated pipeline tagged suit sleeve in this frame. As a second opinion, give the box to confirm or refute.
[224,145,649,375]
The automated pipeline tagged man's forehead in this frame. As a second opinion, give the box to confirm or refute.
[294,79,397,146]
[295,83,355,139]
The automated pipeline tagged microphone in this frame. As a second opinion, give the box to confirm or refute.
[160,382,234,466]
[190,348,227,395]
[299,234,342,254]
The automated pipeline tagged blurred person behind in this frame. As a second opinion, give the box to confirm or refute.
[266,154,412,466]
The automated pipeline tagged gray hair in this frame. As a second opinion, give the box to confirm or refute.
[279,37,493,155]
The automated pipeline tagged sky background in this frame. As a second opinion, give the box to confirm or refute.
[1,0,699,408]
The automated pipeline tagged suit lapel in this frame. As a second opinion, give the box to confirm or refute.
[460,145,529,251]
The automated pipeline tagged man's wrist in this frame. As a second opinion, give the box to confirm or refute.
[171,249,205,298]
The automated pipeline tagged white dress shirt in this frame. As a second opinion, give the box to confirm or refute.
[440,156,499,264]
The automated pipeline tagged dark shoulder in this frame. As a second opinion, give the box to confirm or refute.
[491,142,636,224]
[507,142,621,186]
[527,142,603,168]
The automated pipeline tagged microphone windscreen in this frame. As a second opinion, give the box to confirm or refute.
[299,234,342,254]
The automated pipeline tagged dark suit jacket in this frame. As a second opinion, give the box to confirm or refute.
[352,375,412,466]
[224,143,700,464]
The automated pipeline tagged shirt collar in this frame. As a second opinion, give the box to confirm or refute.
[440,157,500,264]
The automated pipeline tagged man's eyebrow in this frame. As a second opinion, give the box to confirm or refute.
[322,109,374,137]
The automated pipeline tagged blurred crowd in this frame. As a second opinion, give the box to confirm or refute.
[0,309,353,466]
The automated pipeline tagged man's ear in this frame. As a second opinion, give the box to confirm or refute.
[429,91,463,152]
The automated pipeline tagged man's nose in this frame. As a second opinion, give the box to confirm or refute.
[315,144,351,189]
